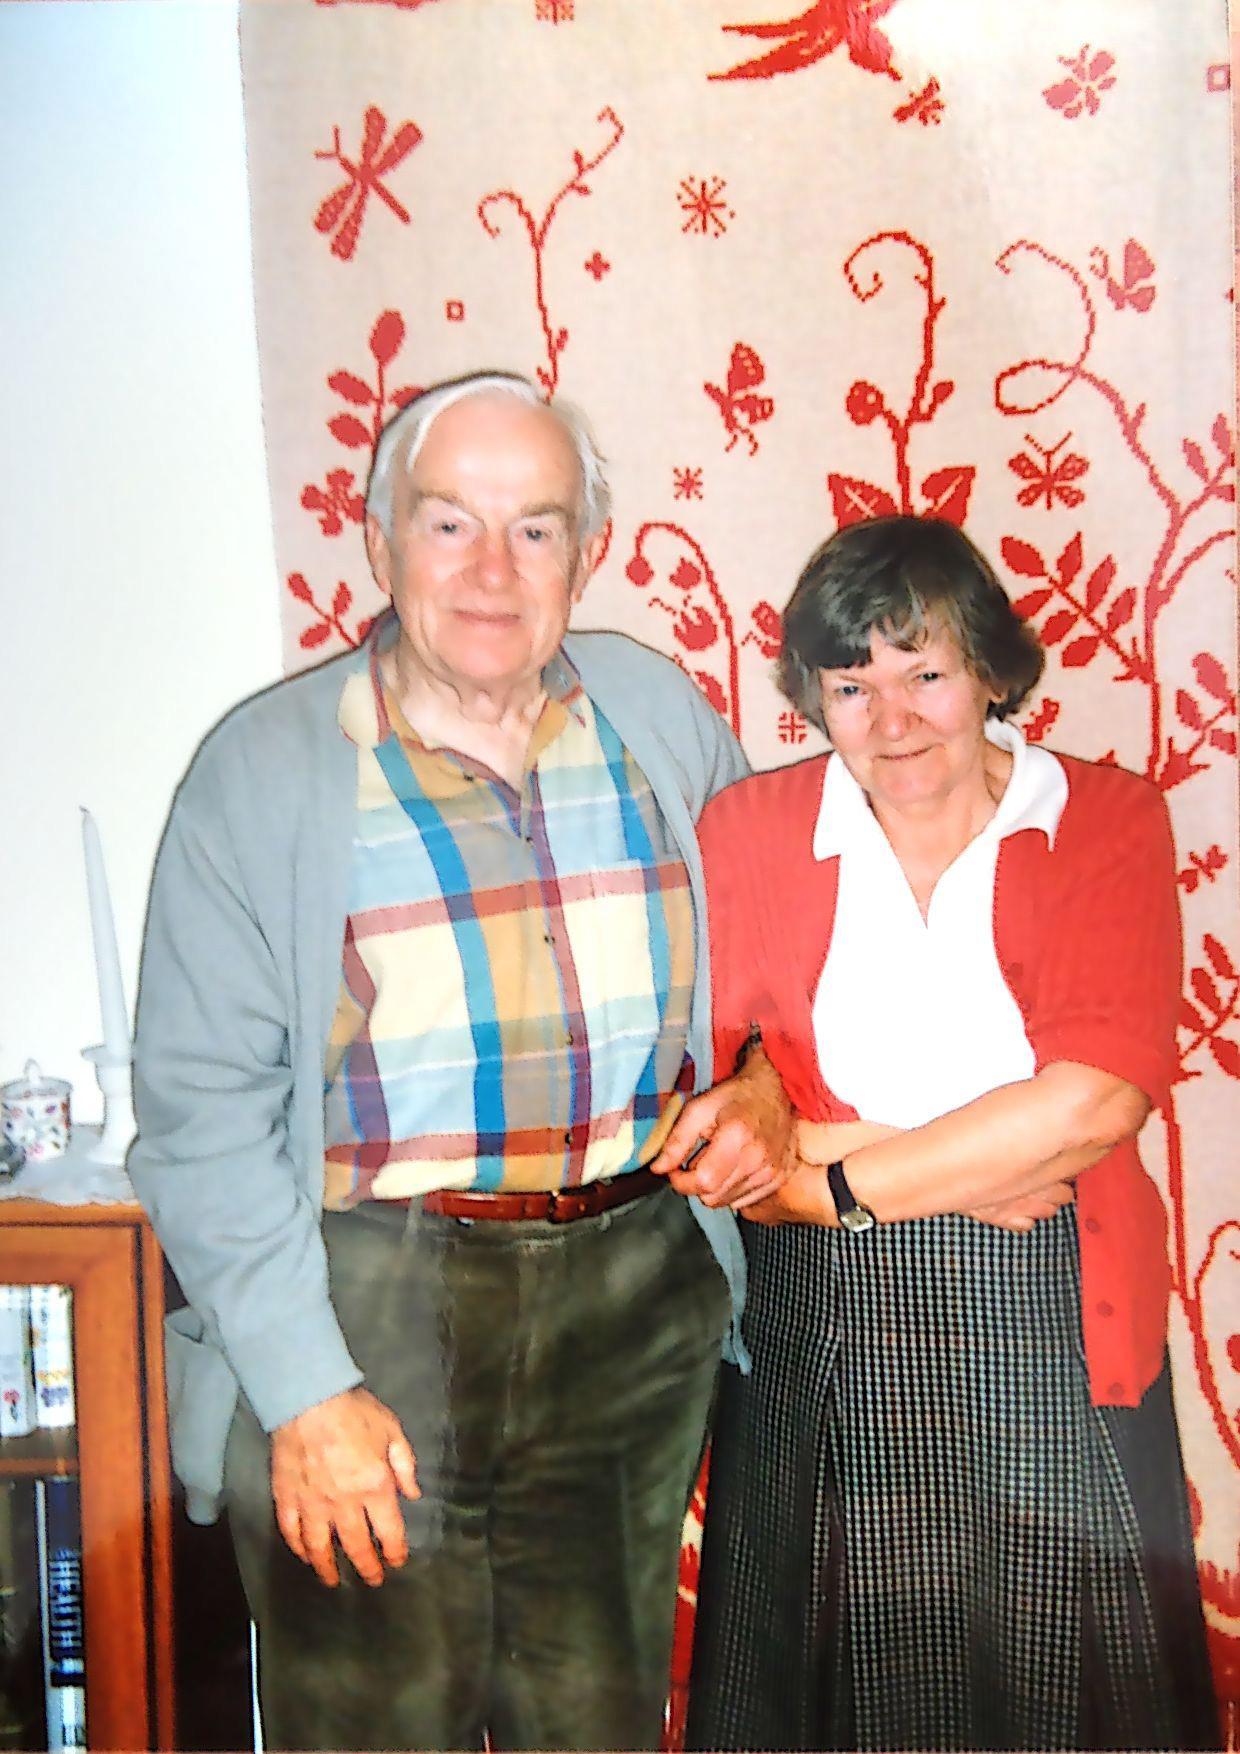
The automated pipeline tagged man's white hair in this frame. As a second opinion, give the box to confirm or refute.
[364,370,612,542]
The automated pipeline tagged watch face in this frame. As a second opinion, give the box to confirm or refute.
[840,1203,876,1233]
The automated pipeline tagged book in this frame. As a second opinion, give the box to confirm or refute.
[35,1478,85,1751]
[0,1480,44,1751]
[0,1290,35,1440]
[29,1288,74,1432]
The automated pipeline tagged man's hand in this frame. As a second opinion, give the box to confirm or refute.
[651,1043,794,1209]
[965,1181,1075,1233]
[270,1386,420,1589]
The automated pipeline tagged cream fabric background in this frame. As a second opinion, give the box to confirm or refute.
[240,0,1239,1731]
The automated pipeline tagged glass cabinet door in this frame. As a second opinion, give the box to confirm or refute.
[0,1212,172,1752]
[0,1284,84,1751]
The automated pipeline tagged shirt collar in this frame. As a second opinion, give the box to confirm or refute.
[812,717,1067,861]
[337,622,587,752]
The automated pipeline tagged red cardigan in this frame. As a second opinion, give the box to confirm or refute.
[698,751,1182,1409]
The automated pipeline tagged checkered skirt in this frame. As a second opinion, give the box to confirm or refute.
[687,1206,1216,1752]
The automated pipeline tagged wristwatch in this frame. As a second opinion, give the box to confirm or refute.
[826,1160,876,1233]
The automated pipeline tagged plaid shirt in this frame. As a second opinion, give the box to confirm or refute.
[322,645,695,1206]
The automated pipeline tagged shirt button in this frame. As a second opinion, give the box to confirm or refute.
[563,1130,572,1144]
[1096,1300,1114,1317]
[1107,1381,1126,1400]
[1083,1216,1102,1234]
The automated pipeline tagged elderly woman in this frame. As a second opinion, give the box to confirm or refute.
[673,517,1217,1751]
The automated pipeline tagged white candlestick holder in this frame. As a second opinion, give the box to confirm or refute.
[81,1046,136,1166]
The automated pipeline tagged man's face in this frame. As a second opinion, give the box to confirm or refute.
[366,394,602,701]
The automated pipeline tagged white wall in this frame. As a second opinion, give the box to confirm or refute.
[0,1,280,1120]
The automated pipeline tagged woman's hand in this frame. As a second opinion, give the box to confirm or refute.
[965,1181,1075,1233]
[741,1156,835,1227]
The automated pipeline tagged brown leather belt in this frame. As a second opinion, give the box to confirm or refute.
[419,1165,664,1224]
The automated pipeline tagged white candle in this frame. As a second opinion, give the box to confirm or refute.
[80,807,131,1060]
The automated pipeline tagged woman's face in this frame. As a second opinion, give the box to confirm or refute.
[818,627,1000,815]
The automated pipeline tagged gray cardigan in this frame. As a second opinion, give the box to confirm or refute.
[129,626,750,1522]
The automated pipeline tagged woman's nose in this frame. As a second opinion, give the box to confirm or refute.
[873,693,913,738]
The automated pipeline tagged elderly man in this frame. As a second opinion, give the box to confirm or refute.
[129,371,789,1752]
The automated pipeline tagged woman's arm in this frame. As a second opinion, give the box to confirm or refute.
[846,1060,1148,1220]
[745,1061,1146,1228]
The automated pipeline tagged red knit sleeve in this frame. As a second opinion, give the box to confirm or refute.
[697,778,772,1078]
[1020,765,1182,1108]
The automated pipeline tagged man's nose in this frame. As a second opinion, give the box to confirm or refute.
[474,530,515,587]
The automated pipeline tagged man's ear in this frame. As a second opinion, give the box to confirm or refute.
[571,524,609,602]
[365,515,393,597]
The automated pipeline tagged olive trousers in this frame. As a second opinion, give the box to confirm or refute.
[223,1185,729,1752]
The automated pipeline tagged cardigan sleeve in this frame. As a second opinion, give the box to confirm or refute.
[1017,767,1182,1109]
[697,779,772,1079]
[129,739,362,1436]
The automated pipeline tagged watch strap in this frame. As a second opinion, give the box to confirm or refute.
[826,1159,875,1232]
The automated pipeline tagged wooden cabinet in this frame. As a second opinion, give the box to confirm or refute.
[0,1201,174,1750]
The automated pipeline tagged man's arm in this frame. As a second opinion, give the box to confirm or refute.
[129,749,417,1582]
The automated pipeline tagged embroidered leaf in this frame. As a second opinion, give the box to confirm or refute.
[1105,588,1136,632]
[1191,967,1221,1014]
[1176,689,1204,731]
[1055,532,1083,585]
[1082,556,1115,613]
[1193,652,1234,705]
[1207,1035,1240,1078]
[1000,536,1047,579]
[332,582,352,617]
[1061,635,1099,668]
[1210,729,1237,754]
[1041,609,1078,646]
[1211,412,1232,456]
[1012,588,1053,618]
[1183,439,1210,481]
[920,465,974,527]
[286,571,314,605]
[327,371,375,406]
[827,474,899,529]
[328,413,373,448]
[1203,934,1238,982]
[1179,999,1207,1032]
[369,310,406,367]
[300,622,332,649]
